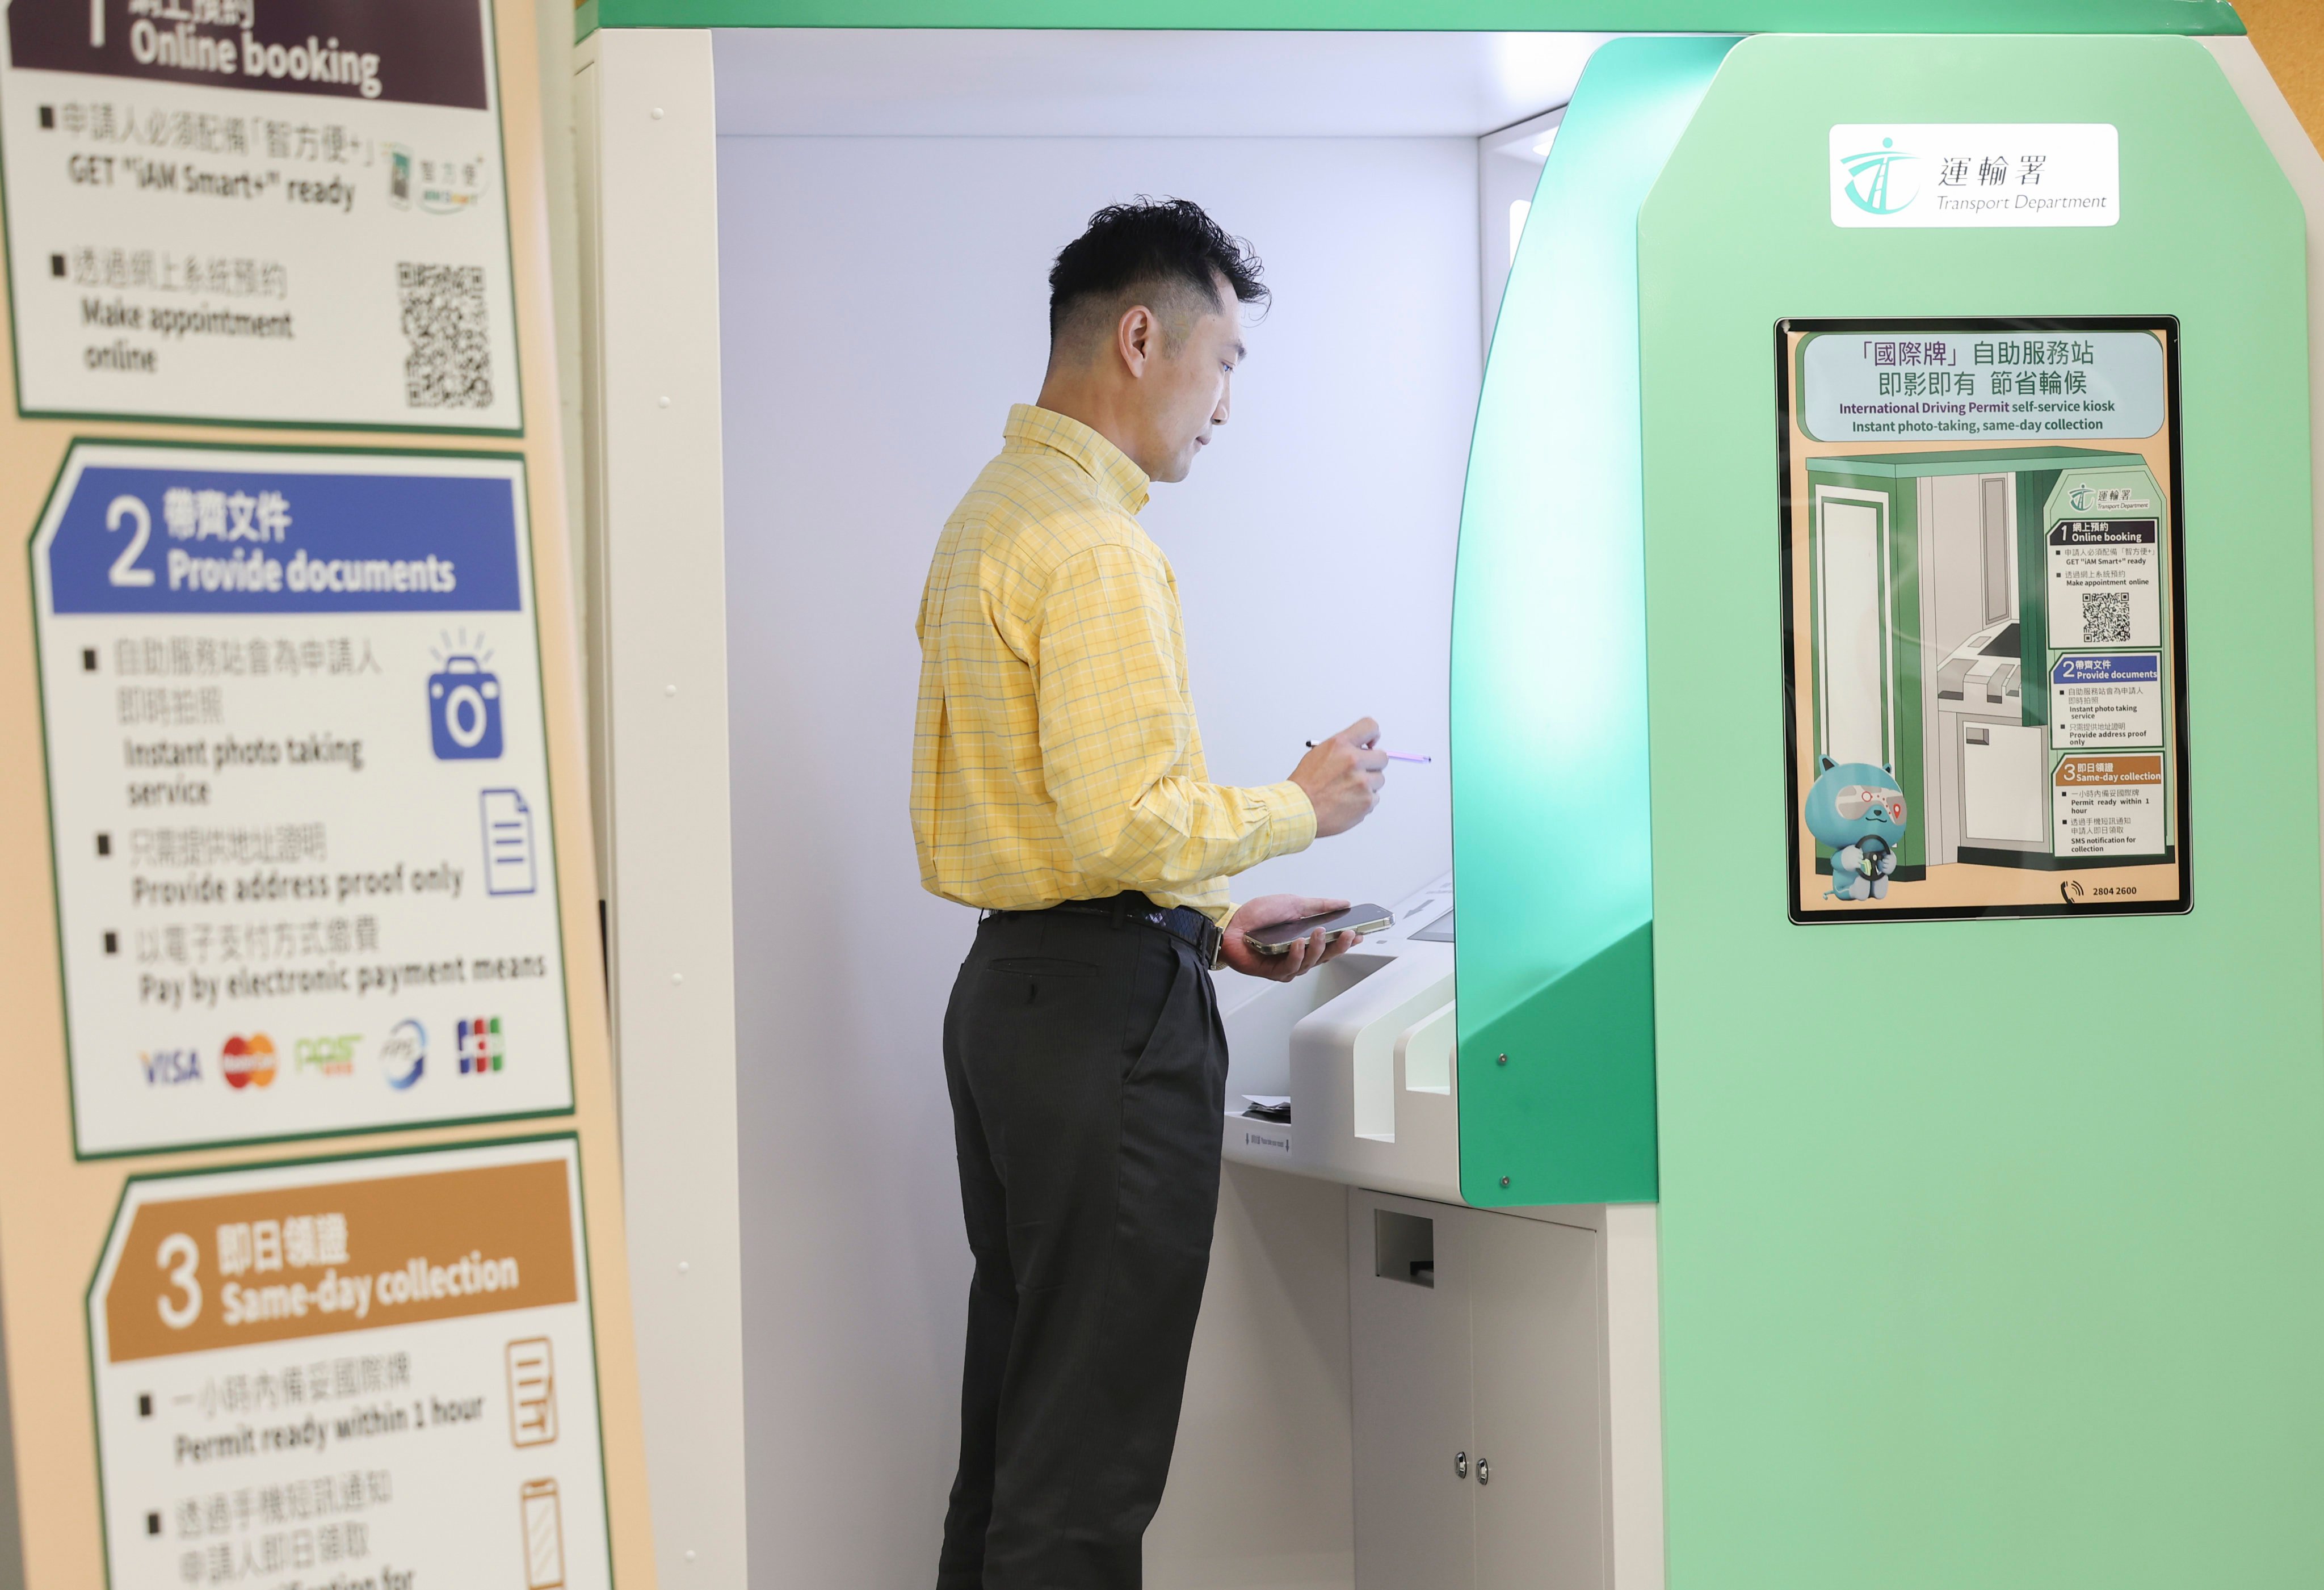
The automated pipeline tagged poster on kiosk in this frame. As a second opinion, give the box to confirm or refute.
[0,0,654,1584]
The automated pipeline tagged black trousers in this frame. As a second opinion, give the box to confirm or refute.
[937,904,1230,1589]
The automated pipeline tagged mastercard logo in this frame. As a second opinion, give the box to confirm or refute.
[221,1033,278,1090]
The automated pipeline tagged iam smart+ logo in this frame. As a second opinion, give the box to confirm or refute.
[1840,137,1919,216]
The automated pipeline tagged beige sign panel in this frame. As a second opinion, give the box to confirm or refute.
[0,0,656,1582]
[0,0,524,429]
[90,1139,610,1588]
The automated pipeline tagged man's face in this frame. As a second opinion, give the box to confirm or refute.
[1134,284,1242,483]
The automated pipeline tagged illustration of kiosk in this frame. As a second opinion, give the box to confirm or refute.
[1798,443,2182,903]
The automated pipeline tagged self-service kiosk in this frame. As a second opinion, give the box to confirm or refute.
[573,9,2324,1589]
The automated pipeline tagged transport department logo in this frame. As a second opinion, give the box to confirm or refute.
[2067,483,2152,512]
[1839,138,1919,214]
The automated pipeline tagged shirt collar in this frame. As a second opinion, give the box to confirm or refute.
[1004,403,1152,515]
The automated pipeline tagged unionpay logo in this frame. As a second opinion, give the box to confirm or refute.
[221,1034,278,1090]
[457,1016,504,1075]
[138,1048,202,1086]
[1839,137,1918,215]
[380,1019,427,1090]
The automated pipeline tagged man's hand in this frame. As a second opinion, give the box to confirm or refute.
[1291,718,1389,838]
[1220,895,1363,983]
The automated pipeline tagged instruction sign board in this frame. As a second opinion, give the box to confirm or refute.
[0,0,652,1582]
[31,443,572,1156]
[2050,653,2162,748]
[1796,328,2164,443]
[2047,519,2161,646]
[2054,754,2167,859]
[89,1137,610,1589]
[1777,317,2188,922]
[0,0,520,430]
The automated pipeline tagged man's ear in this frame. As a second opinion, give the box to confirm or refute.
[1116,304,1157,379]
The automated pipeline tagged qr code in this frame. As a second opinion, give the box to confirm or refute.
[397,263,493,409]
[2079,590,2132,643]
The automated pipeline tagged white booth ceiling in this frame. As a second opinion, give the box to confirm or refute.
[712,28,1612,138]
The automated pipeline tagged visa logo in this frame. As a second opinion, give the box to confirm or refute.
[140,1048,202,1086]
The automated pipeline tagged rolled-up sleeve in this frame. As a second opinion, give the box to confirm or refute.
[1034,544,1315,895]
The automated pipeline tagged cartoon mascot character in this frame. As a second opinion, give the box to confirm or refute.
[1805,759,1908,901]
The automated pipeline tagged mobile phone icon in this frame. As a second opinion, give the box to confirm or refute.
[520,1478,564,1589]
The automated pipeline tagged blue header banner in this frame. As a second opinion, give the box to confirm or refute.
[2052,653,2161,685]
[44,463,524,615]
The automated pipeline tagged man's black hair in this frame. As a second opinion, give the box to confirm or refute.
[1047,197,1268,347]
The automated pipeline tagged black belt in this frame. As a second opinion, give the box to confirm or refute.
[981,894,1224,969]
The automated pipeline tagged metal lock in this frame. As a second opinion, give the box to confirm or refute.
[1477,1457,1491,1486]
[1453,1450,1468,1479]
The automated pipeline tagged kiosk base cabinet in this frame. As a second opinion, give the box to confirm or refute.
[1351,1192,1661,1590]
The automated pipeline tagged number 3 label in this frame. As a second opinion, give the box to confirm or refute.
[157,1232,201,1329]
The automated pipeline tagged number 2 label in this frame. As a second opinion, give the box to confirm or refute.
[106,494,154,588]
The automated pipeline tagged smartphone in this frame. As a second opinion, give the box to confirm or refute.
[1245,903,1392,954]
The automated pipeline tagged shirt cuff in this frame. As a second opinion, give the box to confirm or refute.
[1252,780,1318,856]
[1209,784,1319,933]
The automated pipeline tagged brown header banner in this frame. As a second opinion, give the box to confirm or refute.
[6,0,491,110]
[103,1156,578,1362]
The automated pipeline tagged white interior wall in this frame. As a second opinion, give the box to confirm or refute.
[715,127,1480,1586]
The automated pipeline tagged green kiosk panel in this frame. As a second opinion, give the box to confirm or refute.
[1642,32,2319,1590]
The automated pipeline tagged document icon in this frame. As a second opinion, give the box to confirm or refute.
[507,1336,558,1446]
[481,789,537,896]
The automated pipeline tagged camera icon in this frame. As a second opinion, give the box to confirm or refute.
[428,655,503,760]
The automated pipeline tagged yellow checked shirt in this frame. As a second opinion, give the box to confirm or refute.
[912,404,1315,925]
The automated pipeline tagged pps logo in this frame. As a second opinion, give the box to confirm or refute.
[295,1033,360,1078]
[379,1019,427,1090]
[429,634,503,760]
[1839,137,1918,216]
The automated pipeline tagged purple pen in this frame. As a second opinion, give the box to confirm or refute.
[1307,741,1433,764]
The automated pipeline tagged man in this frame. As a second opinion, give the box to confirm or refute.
[912,197,1389,1588]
